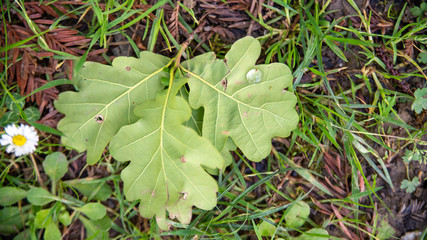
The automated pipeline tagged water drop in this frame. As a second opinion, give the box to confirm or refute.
[246,69,263,84]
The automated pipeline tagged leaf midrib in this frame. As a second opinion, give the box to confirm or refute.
[183,68,291,121]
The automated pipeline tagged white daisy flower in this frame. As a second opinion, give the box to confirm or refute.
[0,124,39,156]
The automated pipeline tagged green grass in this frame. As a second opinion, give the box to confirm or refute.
[1,0,426,239]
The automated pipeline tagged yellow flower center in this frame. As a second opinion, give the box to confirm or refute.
[12,135,27,146]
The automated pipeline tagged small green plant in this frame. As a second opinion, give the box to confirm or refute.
[400,177,420,193]
[0,152,113,239]
[0,93,40,126]
[417,47,427,64]
[410,2,427,21]
[54,37,299,229]
[375,217,396,240]
[254,200,330,239]
[284,201,310,228]
[403,147,426,164]
[295,228,330,240]
[283,201,330,239]
[411,88,427,114]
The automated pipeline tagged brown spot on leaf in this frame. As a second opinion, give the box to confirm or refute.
[95,115,104,123]
[282,89,287,94]
[125,66,131,71]
[181,192,188,200]
[180,156,186,163]
[221,79,228,90]
[244,111,248,117]
[221,131,230,135]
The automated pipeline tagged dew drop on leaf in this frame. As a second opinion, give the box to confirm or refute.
[246,69,263,84]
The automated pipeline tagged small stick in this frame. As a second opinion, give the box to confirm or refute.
[175,16,207,68]
[29,153,46,189]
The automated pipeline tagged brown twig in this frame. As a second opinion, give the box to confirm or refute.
[29,153,46,189]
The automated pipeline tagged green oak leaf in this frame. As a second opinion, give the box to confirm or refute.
[109,77,224,229]
[180,86,234,173]
[179,87,203,136]
[55,52,171,164]
[182,36,298,161]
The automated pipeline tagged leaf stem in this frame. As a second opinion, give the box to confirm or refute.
[174,16,207,67]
